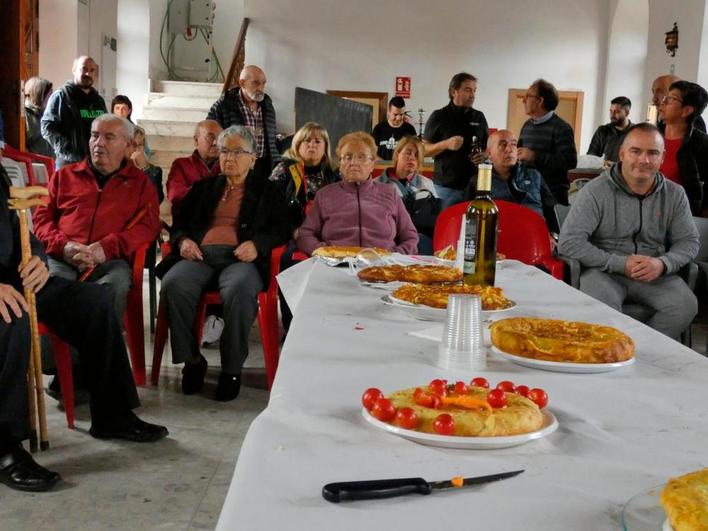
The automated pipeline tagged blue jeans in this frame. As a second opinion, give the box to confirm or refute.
[434,184,465,211]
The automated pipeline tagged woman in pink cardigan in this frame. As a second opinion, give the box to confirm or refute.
[297,132,419,255]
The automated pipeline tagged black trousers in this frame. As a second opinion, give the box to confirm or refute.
[0,277,140,442]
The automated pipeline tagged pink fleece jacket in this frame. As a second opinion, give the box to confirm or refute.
[296,178,419,255]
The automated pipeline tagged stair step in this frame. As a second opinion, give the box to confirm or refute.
[137,119,196,137]
[147,93,217,110]
[152,79,223,97]
[148,135,195,151]
[142,106,208,122]
[151,150,190,168]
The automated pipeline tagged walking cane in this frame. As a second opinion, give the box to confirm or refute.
[8,186,50,452]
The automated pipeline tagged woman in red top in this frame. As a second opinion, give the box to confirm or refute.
[658,81,708,214]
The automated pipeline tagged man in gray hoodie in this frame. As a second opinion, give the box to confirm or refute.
[559,123,698,339]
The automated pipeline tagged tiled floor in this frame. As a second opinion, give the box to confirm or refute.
[0,284,271,531]
[1,277,707,530]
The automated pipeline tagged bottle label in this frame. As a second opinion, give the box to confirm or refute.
[463,218,477,274]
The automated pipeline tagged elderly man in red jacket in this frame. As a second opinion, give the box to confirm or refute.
[34,114,160,321]
[166,119,222,217]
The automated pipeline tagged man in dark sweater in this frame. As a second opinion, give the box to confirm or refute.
[423,72,489,209]
[371,96,417,160]
[41,56,107,169]
[587,96,632,163]
[518,79,577,205]
[207,65,280,182]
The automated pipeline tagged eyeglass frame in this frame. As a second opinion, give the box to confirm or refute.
[661,95,683,105]
[219,147,255,158]
[339,153,375,163]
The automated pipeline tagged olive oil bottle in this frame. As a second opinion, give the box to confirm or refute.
[463,164,498,286]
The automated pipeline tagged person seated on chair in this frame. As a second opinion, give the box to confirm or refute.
[33,114,160,323]
[297,132,419,256]
[157,126,290,401]
[558,123,699,340]
[463,129,559,234]
[376,136,438,254]
[0,166,168,493]
[128,125,164,205]
[166,120,223,218]
[656,80,708,215]
[268,122,338,332]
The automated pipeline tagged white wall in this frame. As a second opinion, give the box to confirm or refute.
[117,0,151,117]
[39,0,79,88]
[243,0,611,153]
[88,0,118,99]
[604,0,649,126]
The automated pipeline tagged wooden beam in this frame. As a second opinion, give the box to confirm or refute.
[222,17,250,95]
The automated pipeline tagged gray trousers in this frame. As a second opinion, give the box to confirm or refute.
[579,268,697,340]
[48,257,132,320]
[160,260,263,374]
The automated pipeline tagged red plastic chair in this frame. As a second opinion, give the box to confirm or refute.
[2,145,55,185]
[151,245,286,390]
[124,242,149,386]
[38,323,75,429]
[433,200,564,280]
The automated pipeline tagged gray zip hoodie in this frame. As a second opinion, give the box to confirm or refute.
[558,163,699,275]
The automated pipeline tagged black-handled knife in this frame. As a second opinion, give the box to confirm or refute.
[322,469,524,503]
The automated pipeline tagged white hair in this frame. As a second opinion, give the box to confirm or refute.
[218,125,256,153]
[92,113,134,140]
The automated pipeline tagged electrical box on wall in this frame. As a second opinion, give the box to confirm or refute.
[189,1,214,28]
[168,0,190,34]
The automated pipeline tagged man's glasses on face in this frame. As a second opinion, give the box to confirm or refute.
[220,148,254,158]
[340,153,374,163]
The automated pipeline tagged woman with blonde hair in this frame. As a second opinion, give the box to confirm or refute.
[377,136,439,253]
[23,77,54,157]
[269,122,337,235]
[297,131,418,255]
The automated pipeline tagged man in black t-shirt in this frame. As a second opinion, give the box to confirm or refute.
[371,96,417,160]
[423,72,489,209]
[41,56,107,168]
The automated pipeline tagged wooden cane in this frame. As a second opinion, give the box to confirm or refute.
[8,186,50,451]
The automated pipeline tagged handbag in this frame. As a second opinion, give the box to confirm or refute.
[402,189,441,238]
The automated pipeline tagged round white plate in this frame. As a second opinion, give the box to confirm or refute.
[380,294,516,321]
[620,483,669,531]
[362,407,558,449]
[360,280,407,291]
[490,346,636,373]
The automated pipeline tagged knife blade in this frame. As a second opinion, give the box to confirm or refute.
[322,469,524,503]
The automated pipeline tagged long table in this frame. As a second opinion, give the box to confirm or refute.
[217,259,708,530]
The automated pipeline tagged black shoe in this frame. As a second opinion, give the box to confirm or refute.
[90,412,169,443]
[181,355,207,395]
[216,372,241,402]
[0,447,61,492]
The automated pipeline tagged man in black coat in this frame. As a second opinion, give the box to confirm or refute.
[207,65,280,182]
[0,166,168,493]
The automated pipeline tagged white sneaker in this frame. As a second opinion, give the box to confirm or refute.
[202,315,224,345]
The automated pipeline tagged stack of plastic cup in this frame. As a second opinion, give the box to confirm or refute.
[437,294,486,370]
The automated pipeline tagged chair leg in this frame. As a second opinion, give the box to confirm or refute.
[258,292,280,390]
[124,292,146,386]
[194,300,208,346]
[50,335,75,429]
[149,263,157,334]
[151,302,169,386]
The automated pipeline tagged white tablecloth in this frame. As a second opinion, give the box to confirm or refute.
[218,259,708,530]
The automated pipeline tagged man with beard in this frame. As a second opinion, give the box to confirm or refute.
[559,123,698,340]
[207,65,279,181]
[587,96,632,163]
[41,56,107,168]
[423,72,489,209]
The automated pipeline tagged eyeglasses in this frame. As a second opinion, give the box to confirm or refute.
[524,93,541,100]
[220,148,254,158]
[340,153,374,163]
[661,95,683,105]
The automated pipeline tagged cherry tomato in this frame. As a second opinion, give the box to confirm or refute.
[487,389,508,408]
[514,385,530,398]
[413,388,433,407]
[528,388,548,409]
[371,398,396,421]
[428,379,447,397]
[432,413,455,435]
[496,380,516,393]
[470,377,489,389]
[361,388,384,411]
[429,395,443,409]
[454,381,469,395]
[395,407,418,430]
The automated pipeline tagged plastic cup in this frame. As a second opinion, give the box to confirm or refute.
[437,294,487,370]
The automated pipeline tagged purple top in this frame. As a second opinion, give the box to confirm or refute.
[297,178,419,255]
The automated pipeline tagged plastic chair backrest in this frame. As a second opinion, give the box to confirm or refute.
[3,144,54,180]
[433,199,553,265]
[2,159,25,188]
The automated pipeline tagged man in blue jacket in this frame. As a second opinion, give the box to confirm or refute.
[559,123,699,339]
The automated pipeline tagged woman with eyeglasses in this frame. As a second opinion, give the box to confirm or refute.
[657,81,708,214]
[157,125,290,401]
[297,131,418,255]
